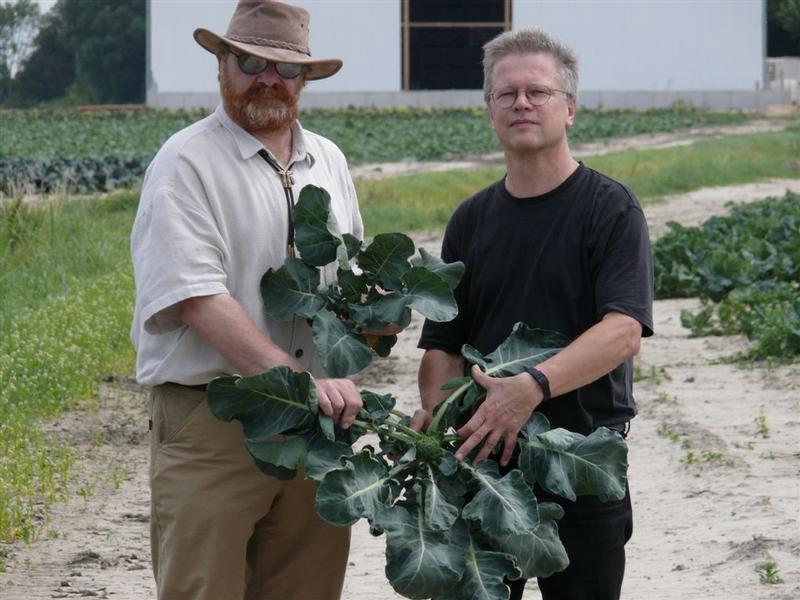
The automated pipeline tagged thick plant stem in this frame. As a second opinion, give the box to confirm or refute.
[383,417,422,439]
[351,418,417,446]
[427,379,473,434]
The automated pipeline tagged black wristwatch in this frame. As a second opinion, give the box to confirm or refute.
[525,366,551,402]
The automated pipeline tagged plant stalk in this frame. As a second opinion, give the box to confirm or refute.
[351,418,417,446]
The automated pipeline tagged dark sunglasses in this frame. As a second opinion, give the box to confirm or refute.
[226,46,304,79]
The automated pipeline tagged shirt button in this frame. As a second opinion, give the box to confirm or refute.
[295,349,304,358]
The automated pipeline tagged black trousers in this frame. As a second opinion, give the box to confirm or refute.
[508,484,633,600]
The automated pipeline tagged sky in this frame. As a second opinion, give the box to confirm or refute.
[36,0,56,13]
[0,0,56,13]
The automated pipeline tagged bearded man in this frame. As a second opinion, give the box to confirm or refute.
[130,2,366,598]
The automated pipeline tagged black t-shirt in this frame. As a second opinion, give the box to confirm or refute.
[418,163,654,434]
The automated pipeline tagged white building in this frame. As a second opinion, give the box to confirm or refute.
[147,0,789,111]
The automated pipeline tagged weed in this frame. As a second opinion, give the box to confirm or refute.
[700,451,725,462]
[90,428,104,448]
[755,413,770,438]
[657,422,681,444]
[109,462,131,490]
[680,451,699,465]
[755,562,784,584]
[633,364,671,384]
[759,450,776,460]
[76,484,94,502]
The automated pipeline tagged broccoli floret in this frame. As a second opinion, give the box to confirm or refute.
[414,434,443,464]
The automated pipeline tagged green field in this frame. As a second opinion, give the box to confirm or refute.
[358,125,800,234]
[1,112,798,544]
[0,105,752,195]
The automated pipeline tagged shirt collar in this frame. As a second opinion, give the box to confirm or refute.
[214,103,315,168]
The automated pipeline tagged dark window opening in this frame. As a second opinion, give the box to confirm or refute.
[403,0,510,90]
[410,0,505,24]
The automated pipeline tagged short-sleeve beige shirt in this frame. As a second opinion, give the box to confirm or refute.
[131,104,363,386]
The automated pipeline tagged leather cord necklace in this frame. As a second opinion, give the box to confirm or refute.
[257,148,296,257]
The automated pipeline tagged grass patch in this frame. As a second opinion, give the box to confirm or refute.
[584,125,800,199]
[357,125,800,234]
[0,191,137,542]
[357,169,503,234]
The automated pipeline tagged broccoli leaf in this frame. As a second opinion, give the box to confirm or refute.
[518,423,628,502]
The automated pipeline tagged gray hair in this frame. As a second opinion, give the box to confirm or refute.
[482,28,579,102]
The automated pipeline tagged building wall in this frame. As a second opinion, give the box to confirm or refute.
[147,0,400,107]
[512,0,765,91]
[148,0,782,110]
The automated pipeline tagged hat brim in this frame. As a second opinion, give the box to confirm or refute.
[194,28,342,81]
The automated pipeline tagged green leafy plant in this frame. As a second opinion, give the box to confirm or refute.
[260,184,462,377]
[207,334,628,600]
[754,412,770,438]
[207,185,629,600]
[755,561,784,584]
[655,191,800,359]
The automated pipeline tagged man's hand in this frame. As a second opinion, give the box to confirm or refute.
[361,323,404,336]
[315,378,363,429]
[409,408,433,432]
[455,365,543,466]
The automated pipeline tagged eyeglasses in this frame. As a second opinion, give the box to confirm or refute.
[489,85,572,109]
[226,46,304,79]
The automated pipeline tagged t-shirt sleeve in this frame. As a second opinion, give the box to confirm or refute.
[418,209,470,354]
[131,177,229,336]
[591,199,654,337]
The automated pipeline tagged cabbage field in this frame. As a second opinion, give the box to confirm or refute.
[0,105,749,194]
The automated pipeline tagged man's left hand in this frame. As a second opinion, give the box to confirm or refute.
[455,365,543,466]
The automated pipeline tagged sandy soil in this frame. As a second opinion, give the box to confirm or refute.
[2,132,800,599]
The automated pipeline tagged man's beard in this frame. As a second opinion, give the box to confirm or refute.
[220,69,300,134]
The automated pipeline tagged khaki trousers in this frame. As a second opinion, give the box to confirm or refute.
[149,383,350,600]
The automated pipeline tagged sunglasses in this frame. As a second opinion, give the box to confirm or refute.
[226,46,304,79]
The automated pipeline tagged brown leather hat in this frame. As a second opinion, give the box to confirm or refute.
[194,0,342,81]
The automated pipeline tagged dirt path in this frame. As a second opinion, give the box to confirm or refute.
[2,159,799,599]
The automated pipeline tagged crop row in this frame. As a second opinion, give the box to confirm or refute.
[0,106,749,195]
[653,191,800,359]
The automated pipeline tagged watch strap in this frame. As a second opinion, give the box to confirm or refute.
[525,366,551,402]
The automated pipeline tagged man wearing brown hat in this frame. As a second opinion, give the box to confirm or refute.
[130,1,365,598]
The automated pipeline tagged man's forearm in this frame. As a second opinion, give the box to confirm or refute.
[537,311,642,399]
[418,349,465,413]
[179,293,302,376]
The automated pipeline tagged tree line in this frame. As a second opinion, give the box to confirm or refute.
[0,0,144,107]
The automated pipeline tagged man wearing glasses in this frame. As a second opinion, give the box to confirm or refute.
[130,1,366,598]
[414,28,654,600]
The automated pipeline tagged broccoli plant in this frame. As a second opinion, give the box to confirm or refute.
[259,184,464,377]
[207,184,628,600]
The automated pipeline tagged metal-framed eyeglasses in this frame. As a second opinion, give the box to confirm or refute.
[488,85,572,109]
[225,45,304,79]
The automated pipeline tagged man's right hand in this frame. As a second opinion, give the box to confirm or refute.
[316,378,363,430]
